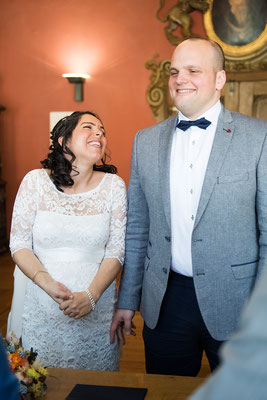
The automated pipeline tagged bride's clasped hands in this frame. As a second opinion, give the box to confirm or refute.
[59,291,94,319]
[33,268,93,319]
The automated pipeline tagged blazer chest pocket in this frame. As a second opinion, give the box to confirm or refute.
[231,260,258,280]
[217,172,249,184]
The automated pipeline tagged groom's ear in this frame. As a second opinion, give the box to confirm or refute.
[216,70,226,91]
[58,137,63,146]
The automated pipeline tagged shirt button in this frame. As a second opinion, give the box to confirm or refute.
[191,215,195,221]
[190,189,193,194]
[192,141,195,145]
[165,236,171,242]
[189,163,193,168]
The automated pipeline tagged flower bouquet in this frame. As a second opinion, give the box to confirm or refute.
[4,331,48,400]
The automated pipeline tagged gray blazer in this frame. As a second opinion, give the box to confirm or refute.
[189,258,267,400]
[118,106,267,340]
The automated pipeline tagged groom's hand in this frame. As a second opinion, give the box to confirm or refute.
[110,309,136,345]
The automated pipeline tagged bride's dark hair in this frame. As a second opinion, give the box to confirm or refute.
[41,111,117,192]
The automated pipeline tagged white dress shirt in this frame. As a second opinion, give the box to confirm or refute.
[170,101,222,276]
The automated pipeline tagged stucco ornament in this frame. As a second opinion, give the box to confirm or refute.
[156,0,210,45]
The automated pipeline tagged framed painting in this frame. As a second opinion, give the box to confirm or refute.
[204,0,267,60]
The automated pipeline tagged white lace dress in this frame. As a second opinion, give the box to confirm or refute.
[8,169,127,371]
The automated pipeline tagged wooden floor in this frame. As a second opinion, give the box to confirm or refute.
[0,252,210,377]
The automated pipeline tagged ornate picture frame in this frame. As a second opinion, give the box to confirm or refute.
[204,0,267,71]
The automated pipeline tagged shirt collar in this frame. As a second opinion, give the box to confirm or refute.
[177,101,222,127]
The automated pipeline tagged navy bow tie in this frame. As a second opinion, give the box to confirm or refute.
[177,117,211,131]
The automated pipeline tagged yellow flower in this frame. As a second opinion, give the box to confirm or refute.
[32,382,44,398]
[26,367,40,380]
[32,359,47,376]
[38,366,48,376]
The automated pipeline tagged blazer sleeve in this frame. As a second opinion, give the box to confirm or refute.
[117,132,150,310]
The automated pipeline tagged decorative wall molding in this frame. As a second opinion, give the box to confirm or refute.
[156,0,209,46]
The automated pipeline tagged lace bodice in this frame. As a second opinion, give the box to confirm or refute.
[10,169,127,265]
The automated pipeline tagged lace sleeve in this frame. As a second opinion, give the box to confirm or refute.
[9,170,39,256]
[104,175,127,265]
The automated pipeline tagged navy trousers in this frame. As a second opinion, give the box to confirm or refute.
[143,270,224,376]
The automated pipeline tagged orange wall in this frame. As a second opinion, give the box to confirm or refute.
[0,0,206,231]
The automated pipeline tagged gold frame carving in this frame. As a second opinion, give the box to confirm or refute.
[145,55,173,122]
[204,0,267,71]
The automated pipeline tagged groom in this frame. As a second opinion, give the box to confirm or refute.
[110,38,267,376]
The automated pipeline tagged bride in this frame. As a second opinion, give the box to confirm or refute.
[8,111,127,371]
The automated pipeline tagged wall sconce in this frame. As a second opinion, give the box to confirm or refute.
[62,73,91,101]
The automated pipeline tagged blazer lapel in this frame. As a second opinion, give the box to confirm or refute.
[194,107,234,229]
[159,115,177,229]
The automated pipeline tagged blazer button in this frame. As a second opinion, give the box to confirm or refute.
[162,267,168,274]
[165,236,171,242]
